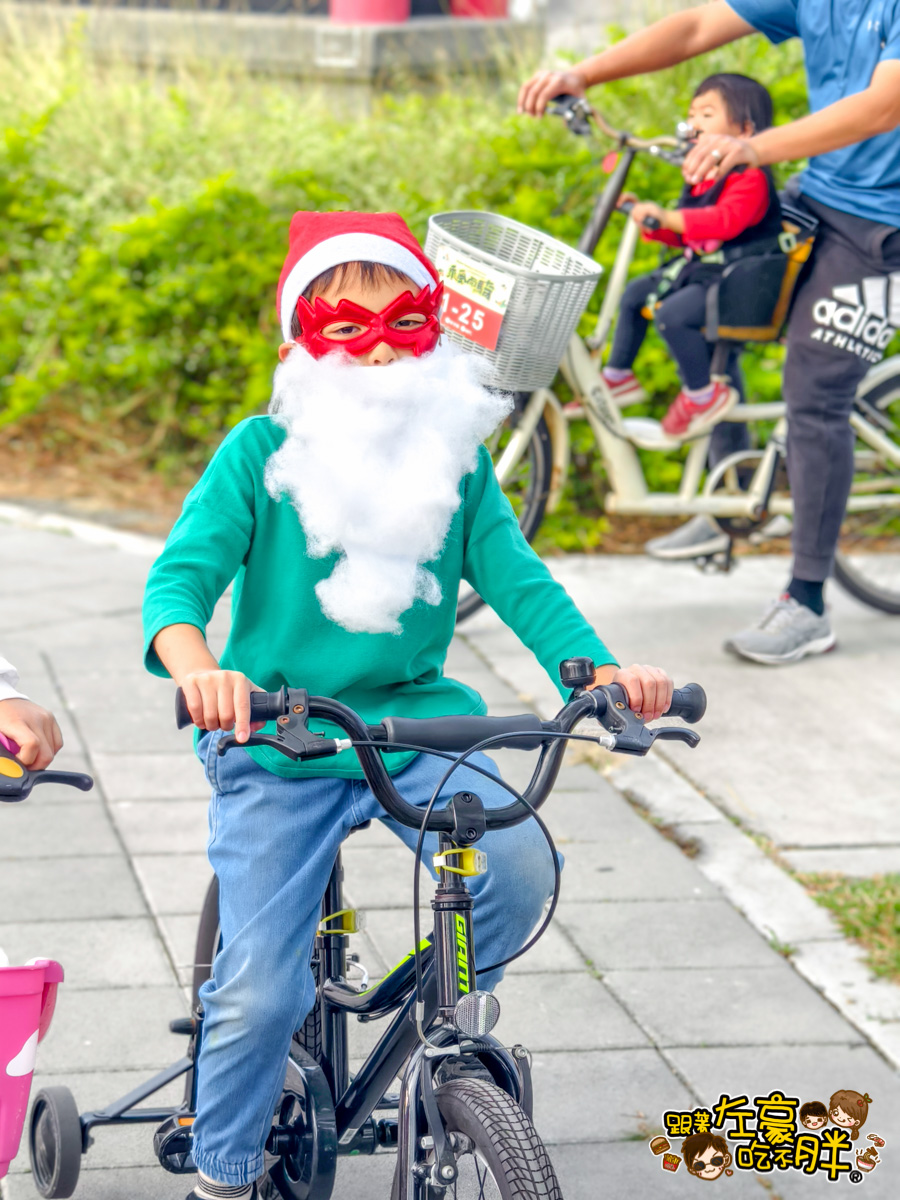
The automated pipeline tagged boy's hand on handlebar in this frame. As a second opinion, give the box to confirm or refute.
[0,698,63,770]
[178,669,266,744]
[517,68,586,117]
[588,664,674,723]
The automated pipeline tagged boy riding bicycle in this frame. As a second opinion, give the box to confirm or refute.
[607,72,781,443]
[142,210,674,1200]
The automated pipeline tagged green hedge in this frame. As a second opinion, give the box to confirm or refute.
[0,33,807,500]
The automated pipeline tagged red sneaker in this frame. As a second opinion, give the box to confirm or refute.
[564,371,645,415]
[661,380,739,439]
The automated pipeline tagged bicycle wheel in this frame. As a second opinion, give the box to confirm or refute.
[456,405,553,624]
[833,356,900,614]
[191,875,322,1060]
[395,1079,562,1200]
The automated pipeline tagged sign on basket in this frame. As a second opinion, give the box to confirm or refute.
[432,247,516,352]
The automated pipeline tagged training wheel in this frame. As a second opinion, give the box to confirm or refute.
[28,1087,83,1198]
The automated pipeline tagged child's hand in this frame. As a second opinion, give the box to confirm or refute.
[616,192,639,209]
[588,663,673,722]
[0,698,63,770]
[179,669,266,744]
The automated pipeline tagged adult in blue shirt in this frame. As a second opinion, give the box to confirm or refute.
[520,2,900,665]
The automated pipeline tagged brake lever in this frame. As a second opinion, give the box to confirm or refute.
[590,684,700,756]
[216,688,350,762]
[548,94,593,137]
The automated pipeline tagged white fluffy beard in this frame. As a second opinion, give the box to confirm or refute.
[265,342,512,634]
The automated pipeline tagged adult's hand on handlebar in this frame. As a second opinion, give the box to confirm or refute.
[517,68,586,117]
[0,698,63,770]
[178,669,267,744]
[682,133,760,185]
[588,663,674,723]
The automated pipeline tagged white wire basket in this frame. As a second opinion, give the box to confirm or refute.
[425,210,602,391]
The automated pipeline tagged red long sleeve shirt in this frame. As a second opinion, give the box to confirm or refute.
[644,168,771,255]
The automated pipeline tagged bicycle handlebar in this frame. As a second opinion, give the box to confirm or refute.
[549,94,683,153]
[0,735,94,803]
[174,663,706,834]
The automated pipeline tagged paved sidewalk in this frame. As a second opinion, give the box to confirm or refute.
[2,515,899,1200]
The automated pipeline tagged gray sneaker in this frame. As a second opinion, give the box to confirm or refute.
[724,596,836,665]
[645,515,730,560]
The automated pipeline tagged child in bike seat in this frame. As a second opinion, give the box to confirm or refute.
[606,73,781,439]
[142,210,675,1200]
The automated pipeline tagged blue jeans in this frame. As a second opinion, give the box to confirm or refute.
[192,732,558,1185]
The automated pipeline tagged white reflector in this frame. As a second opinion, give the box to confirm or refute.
[453,991,501,1037]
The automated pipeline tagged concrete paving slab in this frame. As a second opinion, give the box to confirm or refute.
[111,800,209,856]
[674,820,844,946]
[1,802,120,858]
[550,1139,778,1198]
[555,837,716,902]
[0,917,172,989]
[54,670,186,756]
[5,1165,187,1199]
[36,985,189,1073]
[132,854,212,917]
[340,845,437,910]
[464,554,900,850]
[91,752,206,802]
[604,965,866,1048]
[529,1048,695,1143]
[783,846,900,876]
[557,898,775,971]
[0,857,147,921]
[494,972,651,1051]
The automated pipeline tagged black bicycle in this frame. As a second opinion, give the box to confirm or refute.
[27,658,706,1200]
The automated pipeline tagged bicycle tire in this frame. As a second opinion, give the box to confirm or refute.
[457,409,553,624]
[191,875,322,1061]
[394,1079,562,1200]
[833,357,900,615]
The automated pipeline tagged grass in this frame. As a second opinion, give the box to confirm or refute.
[796,873,900,985]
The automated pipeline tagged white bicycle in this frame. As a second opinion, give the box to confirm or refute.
[426,98,900,621]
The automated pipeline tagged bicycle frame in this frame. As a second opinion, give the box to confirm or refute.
[493,149,900,526]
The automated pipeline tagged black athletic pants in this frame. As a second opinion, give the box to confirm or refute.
[781,195,900,581]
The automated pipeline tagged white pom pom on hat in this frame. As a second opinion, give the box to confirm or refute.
[276,211,440,343]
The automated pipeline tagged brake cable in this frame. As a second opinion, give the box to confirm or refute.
[350,726,611,1044]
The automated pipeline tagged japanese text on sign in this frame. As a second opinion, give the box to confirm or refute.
[432,247,515,352]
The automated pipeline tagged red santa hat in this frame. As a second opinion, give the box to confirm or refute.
[277,210,440,343]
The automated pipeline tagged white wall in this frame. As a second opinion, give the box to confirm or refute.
[514,0,688,54]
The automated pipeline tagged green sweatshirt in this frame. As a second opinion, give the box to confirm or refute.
[143,415,615,778]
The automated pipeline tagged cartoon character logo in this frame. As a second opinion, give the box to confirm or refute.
[829,1090,872,1140]
[682,1133,732,1181]
[799,1100,828,1130]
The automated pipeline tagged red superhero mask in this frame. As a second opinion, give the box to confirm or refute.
[295,283,443,360]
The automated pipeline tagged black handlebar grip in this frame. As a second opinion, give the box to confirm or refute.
[642,214,662,231]
[667,684,707,724]
[381,714,548,754]
[174,687,286,729]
